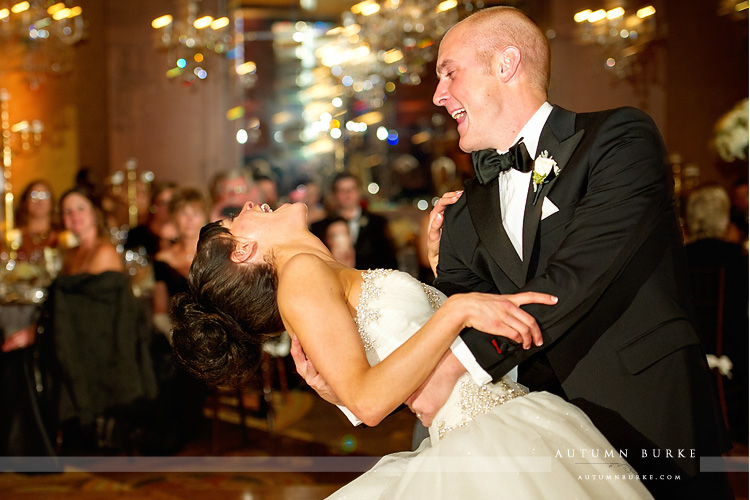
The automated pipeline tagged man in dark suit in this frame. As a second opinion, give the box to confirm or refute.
[415,6,731,499]
[311,172,398,270]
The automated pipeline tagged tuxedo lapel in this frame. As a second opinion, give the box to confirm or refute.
[465,177,525,287]
[522,106,585,274]
[521,178,544,278]
[538,106,585,174]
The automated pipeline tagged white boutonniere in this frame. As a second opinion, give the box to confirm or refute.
[532,151,560,205]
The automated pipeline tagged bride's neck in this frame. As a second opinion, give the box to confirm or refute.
[274,232,338,271]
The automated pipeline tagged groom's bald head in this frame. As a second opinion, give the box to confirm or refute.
[449,6,551,97]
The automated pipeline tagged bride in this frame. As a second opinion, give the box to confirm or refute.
[170,201,652,499]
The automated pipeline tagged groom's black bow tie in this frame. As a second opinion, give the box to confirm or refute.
[471,141,533,185]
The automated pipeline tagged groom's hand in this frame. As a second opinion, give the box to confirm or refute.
[290,334,343,406]
[447,291,553,349]
[427,190,463,276]
[405,351,467,426]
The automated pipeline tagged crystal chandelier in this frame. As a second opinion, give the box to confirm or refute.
[0,1,85,84]
[317,23,388,109]
[151,0,234,85]
[319,0,476,108]
[573,4,657,79]
[346,0,470,86]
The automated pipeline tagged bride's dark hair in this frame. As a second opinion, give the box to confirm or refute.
[170,221,283,387]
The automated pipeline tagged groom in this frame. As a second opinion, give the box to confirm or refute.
[415,6,732,499]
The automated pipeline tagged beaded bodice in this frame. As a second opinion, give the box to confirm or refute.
[354,269,527,445]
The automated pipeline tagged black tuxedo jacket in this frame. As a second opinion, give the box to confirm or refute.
[351,209,398,270]
[311,210,398,270]
[434,106,729,485]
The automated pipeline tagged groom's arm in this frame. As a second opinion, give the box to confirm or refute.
[432,195,527,383]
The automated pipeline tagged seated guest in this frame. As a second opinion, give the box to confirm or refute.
[150,187,209,450]
[317,216,355,267]
[209,169,261,221]
[152,187,209,336]
[14,179,60,263]
[1,180,61,352]
[685,183,748,443]
[1,181,61,455]
[59,188,124,276]
[125,181,178,259]
[289,177,327,225]
[311,172,398,270]
[35,188,157,453]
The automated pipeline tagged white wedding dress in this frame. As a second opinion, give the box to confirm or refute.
[328,269,653,500]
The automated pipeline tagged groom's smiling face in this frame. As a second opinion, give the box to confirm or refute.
[434,24,504,153]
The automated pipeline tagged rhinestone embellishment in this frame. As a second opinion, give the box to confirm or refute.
[354,269,394,353]
[420,283,443,311]
[436,379,528,440]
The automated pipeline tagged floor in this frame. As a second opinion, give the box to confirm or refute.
[1,385,748,500]
[0,384,416,500]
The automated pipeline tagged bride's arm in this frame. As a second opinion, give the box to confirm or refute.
[279,254,553,426]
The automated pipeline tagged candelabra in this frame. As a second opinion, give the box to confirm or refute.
[573,4,657,80]
[1,88,43,255]
[109,158,153,229]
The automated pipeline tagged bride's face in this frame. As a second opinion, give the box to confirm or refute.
[222,201,308,262]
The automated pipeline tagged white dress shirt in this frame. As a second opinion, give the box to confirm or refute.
[346,207,362,244]
[451,102,554,385]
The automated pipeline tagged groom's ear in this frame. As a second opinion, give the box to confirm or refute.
[497,45,521,83]
[230,239,258,264]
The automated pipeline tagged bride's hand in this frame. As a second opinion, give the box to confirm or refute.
[427,190,463,276]
[448,292,557,349]
[290,334,343,406]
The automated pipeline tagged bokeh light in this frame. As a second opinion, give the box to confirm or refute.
[341,434,358,453]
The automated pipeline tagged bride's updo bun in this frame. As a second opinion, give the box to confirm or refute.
[170,293,258,386]
[170,221,283,387]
